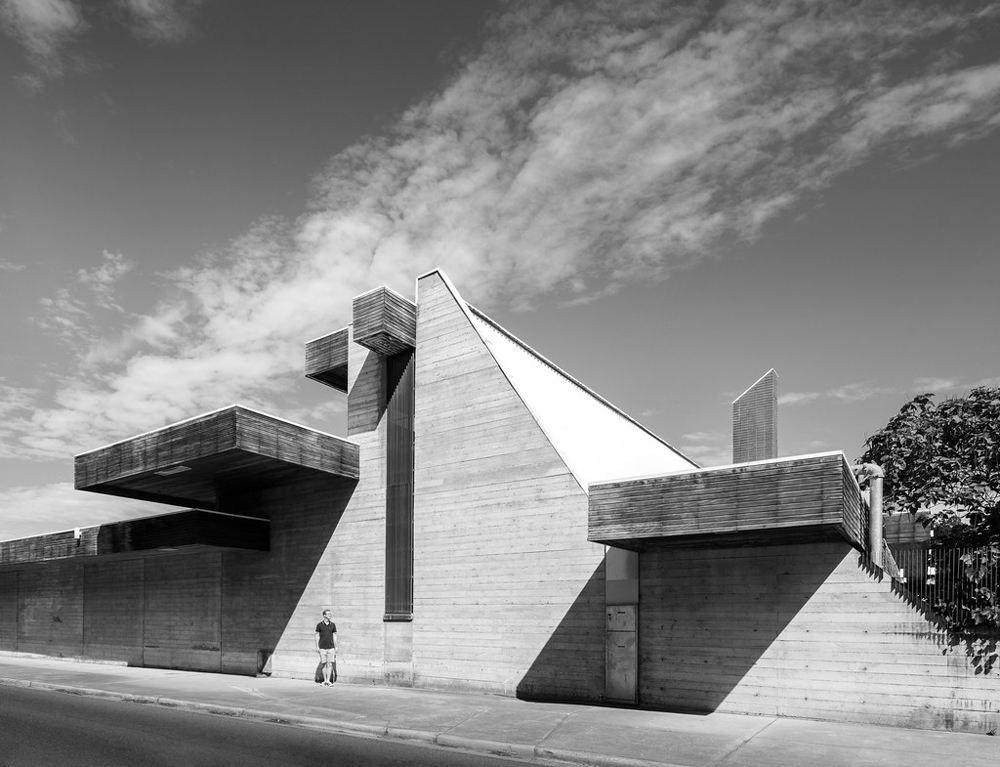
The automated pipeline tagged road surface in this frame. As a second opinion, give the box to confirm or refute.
[0,685,537,767]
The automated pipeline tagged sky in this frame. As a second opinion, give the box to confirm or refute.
[1,0,999,541]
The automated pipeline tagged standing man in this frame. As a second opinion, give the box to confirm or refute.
[315,609,338,686]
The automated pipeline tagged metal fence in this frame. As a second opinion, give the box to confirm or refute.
[891,546,1000,628]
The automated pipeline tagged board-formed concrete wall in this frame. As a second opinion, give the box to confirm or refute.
[640,541,999,733]
[269,332,389,682]
[2,271,999,733]
[411,272,607,700]
[0,275,609,695]
[0,475,355,675]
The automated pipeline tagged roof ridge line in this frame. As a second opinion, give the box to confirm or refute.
[466,304,697,469]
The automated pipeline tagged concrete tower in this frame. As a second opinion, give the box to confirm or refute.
[732,369,777,463]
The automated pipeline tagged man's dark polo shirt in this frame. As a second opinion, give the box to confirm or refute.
[316,620,337,649]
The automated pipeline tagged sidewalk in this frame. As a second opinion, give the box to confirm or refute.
[0,654,995,767]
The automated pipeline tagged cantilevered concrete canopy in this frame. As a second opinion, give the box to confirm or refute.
[305,286,417,393]
[305,327,349,392]
[588,452,865,551]
[352,285,416,356]
[74,405,360,510]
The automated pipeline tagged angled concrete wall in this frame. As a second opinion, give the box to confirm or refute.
[411,272,606,699]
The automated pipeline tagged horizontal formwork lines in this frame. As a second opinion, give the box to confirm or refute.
[414,477,583,509]
[637,538,999,729]
[640,634,956,656]
[415,552,598,571]
[590,455,851,545]
[643,689,993,722]
[418,429,564,466]
[643,652,979,677]
[647,664,998,693]
[647,674,997,705]
[592,486,836,520]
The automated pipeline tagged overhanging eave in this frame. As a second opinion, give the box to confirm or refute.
[74,405,359,509]
[588,452,864,551]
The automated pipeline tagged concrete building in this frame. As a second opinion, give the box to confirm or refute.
[1,270,997,733]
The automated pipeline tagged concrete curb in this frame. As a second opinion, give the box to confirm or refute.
[435,733,538,760]
[0,676,688,767]
[535,748,680,767]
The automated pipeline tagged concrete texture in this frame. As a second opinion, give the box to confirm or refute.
[0,653,996,767]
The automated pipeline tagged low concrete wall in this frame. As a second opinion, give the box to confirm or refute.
[0,476,354,676]
[640,541,999,733]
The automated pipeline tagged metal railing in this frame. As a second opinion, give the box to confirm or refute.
[890,546,1000,629]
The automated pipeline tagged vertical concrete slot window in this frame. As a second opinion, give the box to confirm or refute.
[385,349,415,621]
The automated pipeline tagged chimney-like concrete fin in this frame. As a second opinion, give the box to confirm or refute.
[732,369,778,463]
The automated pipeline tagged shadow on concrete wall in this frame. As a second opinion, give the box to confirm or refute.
[885,550,1000,676]
[1,475,356,673]
[348,349,385,435]
[638,543,845,713]
[219,476,356,674]
[516,566,606,704]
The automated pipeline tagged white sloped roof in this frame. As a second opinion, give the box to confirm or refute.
[466,305,698,493]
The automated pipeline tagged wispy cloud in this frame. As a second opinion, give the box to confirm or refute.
[779,382,896,406]
[780,376,1000,414]
[0,259,27,272]
[78,250,133,311]
[1,0,204,87]
[36,250,134,346]
[5,1,1000,460]
[120,0,206,43]
[0,378,39,421]
[913,376,1000,394]
[0,0,86,83]
[679,431,730,468]
[0,482,165,541]
[912,376,963,393]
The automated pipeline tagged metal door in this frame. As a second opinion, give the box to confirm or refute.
[606,605,636,703]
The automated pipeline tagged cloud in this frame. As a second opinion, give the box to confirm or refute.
[78,250,133,311]
[120,0,206,43]
[287,1,1000,308]
[0,482,165,541]
[1,0,204,87]
[0,259,27,271]
[778,377,1000,414]
[53,108,77,144]
[0,0,86,81]
[780,383,896,406]
[0,379,39,422]
[679,431,730,468]
[681,431,728,443]
[913,376,1000,394]
[5,0,1000,462]
[36,250,134,347]
[912,376,963,393]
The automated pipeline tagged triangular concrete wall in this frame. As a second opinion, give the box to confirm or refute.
[450,280,696,492]
[411,270,606,699]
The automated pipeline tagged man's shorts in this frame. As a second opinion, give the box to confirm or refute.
[319,648,336,663]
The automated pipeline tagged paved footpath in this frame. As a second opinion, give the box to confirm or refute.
[0,654,996,767]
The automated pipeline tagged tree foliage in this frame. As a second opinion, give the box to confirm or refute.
[859,387,1000,655]
[860,387,1000,544]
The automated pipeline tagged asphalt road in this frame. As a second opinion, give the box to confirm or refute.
[0,686,537,767]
